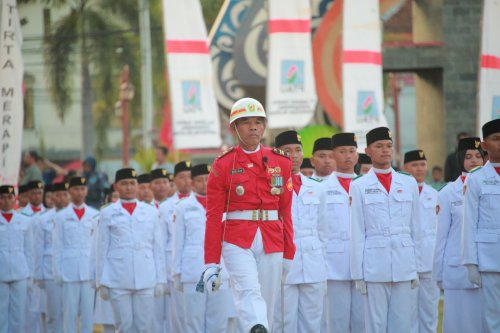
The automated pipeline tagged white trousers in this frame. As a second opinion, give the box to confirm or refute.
[44,280,62,333]
[25,284,46,333]
[222,229,282,333]
[325,280,365,333]
[0,279,27,333]
[442,289,481,333]
[169,281,184,332]
[273,282,325,333]
[480,272,500,333]
[62,281,94,333]
[411,276,439,333]
[153,293,171,333]
[109,287,154,333]
[182,282,230,333]
[365,281,413,333]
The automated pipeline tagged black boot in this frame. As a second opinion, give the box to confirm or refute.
[250,324,268,333]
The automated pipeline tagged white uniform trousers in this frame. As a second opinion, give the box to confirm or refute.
[273,282,325,333]
[153,293,171,333]
[326,280,365,333]
[365,281,413,333]
[442,289,481,333]
[25,284,46,333]
[222,229,282,333]
[0,279,27,333]
[182,282,230,333]
[43,280,62,333]
[410,276,439,333]
[169,282,185,332]
[109,287,154,333]
[62,281,94,333]
[480,272,500,333]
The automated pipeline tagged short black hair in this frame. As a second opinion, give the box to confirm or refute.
[432,166,443,172]
[27,150,40,161]
[457,131,469,141]
[155,145,168,155]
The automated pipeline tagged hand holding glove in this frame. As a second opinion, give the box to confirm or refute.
[203,264,222,295]
[99,286,110,301]
[354,280,367,295]
[411,276,420,289]
[35,279,45,289]
[466,264,481,287]
[154,284,165,297]
[173,274,183,292]
[282,259,293,283]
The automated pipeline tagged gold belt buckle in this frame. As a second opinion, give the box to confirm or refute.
[263,210,268,221]
[252,210,258,221]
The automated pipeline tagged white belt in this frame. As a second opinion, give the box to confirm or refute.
[294,228,318,238]
[223,210,279,221]
[330,231,350,241]
[366,226,410,237]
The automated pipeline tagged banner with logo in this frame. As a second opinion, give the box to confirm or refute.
[342,0,388,149]
[0,0,24,186]
[477,0,500,135]
[162,0,221,149]
[266,0,317,129]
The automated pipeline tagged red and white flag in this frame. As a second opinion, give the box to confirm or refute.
[342,0,388,149]
[162,0,221,149]
[0,0,24,186]
[266,0,317,129]
[478,0,500,134]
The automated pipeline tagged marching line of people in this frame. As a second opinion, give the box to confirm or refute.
[1,97,499,333]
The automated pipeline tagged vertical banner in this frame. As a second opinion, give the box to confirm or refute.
[342,0,388,149]
[162,0,222,149]
[478,0,500,135]
[266,0,317,129]
[0,0,24,186]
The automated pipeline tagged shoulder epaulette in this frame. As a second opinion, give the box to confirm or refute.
[216,146,235,160]
[353,174,363,181]
[20,211,31,217]
[470,166,482,173]
[99,202,112,211]
[272,148,289,158]
[397,170,411,176]
[438,182,449,191]
[308,177,322,183]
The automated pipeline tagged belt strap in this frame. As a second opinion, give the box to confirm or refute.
[365,226,410,237]
[223,210,279,221]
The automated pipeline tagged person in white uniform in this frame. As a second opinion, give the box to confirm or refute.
[462,119,500,333]
[350,127,421,333]
[172,163,233,332]
[403,150,440,333]
[433,137,485,333]
[310,137,335,181]
[20,181,46,333]
[34,182,69,333]
[273,130,327,333]
[97,168,167,333]
[0,185,33,333]
[159,161,192,332]
[149,168,172,333]
[52,177,97,333]
[323,133,364,333]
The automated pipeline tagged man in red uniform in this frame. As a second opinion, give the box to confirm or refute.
[204,97,295,333]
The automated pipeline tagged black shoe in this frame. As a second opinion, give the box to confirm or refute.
[250,324,268,333]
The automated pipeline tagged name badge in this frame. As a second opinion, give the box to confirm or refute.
[482,180,499,186]
[365,188,381,195]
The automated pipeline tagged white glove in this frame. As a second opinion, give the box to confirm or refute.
[27,278,33,292]
[436,281,443,290]
[411,276,420,289]
[99,286,110,301]
[154,284,165,297]
[35,279,45,289]
[282,259,293,283]
[173,274,183,292]
[466,264,481,287]
[203,264,222,295]
[354,280,367,295]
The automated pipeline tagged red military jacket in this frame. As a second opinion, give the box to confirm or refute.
[204,145,295,264]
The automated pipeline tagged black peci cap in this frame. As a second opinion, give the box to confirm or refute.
[275,130,301,148]
[68,177,86,188]
[0,185,15,195]
[27,180,44,191]
[137,174,151,184]
[115,168,137,182]
[482,119,500,139]
[358,153,372,165]
[366,127,392,146]
[18,184,29,194]
[458,137,482,151]
[191,164,211,178]
[332,133,357,148]
[300,158,314,169]
[174,161,192,176]
[52,182,69,192]
[313,138,333,153]
[150,168,169,181]
[404,149,427,164]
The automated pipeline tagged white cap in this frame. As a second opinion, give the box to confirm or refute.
[229,98,266,124]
